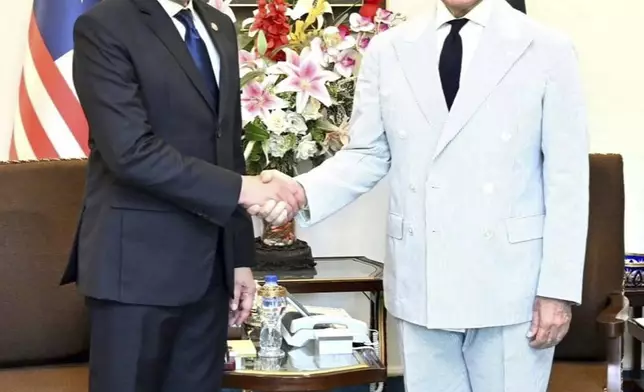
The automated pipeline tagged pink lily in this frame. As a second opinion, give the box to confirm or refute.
[274,48,339,113]
[239,50,265,77]
[240,81,286,125]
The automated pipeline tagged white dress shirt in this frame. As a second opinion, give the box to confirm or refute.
[157,0,221,85]
[435,0,493,81]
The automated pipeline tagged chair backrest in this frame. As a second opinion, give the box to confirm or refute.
[0,160,89,366]
[554,154,625,361]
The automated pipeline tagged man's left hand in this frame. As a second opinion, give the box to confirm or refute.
[229,267,256,326]
[527,296,572,349]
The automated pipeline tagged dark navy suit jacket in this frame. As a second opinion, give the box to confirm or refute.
[61,0,255,306]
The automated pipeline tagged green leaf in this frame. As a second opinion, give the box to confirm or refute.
[238,34,254,50]
[313,118,337,132]
[249,142,263,162]
[242,39,255,52]
[244,122,270,141]
[284,133,298,149]
[332,0,361,25]
[256,30,268,57]
[311,128,326,144]
[240,70,265,87]
[334,13,349,27]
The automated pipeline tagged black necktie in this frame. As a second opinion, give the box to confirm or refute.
[439,19,469,110]
[174,9,220,108]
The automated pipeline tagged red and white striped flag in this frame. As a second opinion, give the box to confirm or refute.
[9,0,99,161]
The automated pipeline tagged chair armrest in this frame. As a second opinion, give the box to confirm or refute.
[596,292,629,339]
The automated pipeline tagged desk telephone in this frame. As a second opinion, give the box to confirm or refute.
[281,296,371,347]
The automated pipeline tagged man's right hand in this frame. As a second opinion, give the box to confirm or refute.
[239,172,304,222]
[245,170,307,225]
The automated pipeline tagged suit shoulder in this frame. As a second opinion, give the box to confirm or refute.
[196,1,236,31]
[79,0,135,22]
[524,17,576,52]
[197,0,231,19]
[363,15,425,54]
[75,0,138,42]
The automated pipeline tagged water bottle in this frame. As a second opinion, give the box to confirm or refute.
[258,275,287,358]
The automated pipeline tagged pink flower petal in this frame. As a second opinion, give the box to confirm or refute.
[307,80,332,107]
[274,76,300,94]
[283,48,301,67]
[299,61,318,80]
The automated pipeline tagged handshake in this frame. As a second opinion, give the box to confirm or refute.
[239,170,307,226]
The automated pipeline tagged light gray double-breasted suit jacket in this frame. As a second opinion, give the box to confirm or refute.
[297,0,589,329]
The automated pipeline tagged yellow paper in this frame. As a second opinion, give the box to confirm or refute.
[227,340,257,357]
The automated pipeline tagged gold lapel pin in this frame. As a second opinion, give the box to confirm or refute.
[211,22,218,31]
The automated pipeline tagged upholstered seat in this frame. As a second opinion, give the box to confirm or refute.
[0,160,89,391]
[0,365,89,392]
[547,154,627,392]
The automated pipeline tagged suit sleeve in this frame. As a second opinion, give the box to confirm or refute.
[225,18,256,269]
[537,39,589,304]
[72,14,242,227]
[295,35,391,226]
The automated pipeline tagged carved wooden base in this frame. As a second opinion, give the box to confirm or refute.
[254,237,316,272]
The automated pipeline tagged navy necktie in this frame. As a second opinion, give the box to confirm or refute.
[439,18,469,110]
[174,9,219,108]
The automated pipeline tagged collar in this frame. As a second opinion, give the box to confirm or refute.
[435,0,494,29]
[157,0,195,18]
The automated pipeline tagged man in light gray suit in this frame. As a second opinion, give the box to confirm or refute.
[250,0,589,390]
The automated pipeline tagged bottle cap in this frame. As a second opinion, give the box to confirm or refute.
[265,275,278,284]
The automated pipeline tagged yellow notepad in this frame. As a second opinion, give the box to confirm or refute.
[227,340,257,358]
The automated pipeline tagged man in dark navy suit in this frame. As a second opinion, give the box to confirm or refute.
[61,0,305,391]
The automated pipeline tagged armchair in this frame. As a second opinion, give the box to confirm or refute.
[0,160,89,390]
[548,154,627,392]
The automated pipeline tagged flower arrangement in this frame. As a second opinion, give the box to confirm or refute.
[218,0,405,176]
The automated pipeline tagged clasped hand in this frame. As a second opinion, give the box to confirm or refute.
[240,170,306,226]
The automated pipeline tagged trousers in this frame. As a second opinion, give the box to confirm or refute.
[397,319,555,392]
[86,270,229,392]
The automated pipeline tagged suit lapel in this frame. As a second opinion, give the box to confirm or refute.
[193,0,237,122]
[393,19,449,131]
[432,2,533,159]
[134,0,216,113]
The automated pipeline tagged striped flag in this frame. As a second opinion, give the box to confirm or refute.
[9,0,99,161]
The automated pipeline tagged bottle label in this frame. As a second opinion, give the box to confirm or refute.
[262,297,282,308]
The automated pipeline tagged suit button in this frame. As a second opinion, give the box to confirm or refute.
[409,184,416,192]
[483,230,494,239]
[408,227,414,236]
[217,131,222,138]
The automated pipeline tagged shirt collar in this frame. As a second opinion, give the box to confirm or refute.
[157,0,195,18]
[435,0,493,30]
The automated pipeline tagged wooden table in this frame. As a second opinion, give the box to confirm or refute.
[624,288,644,391]
[222,256,387,391]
